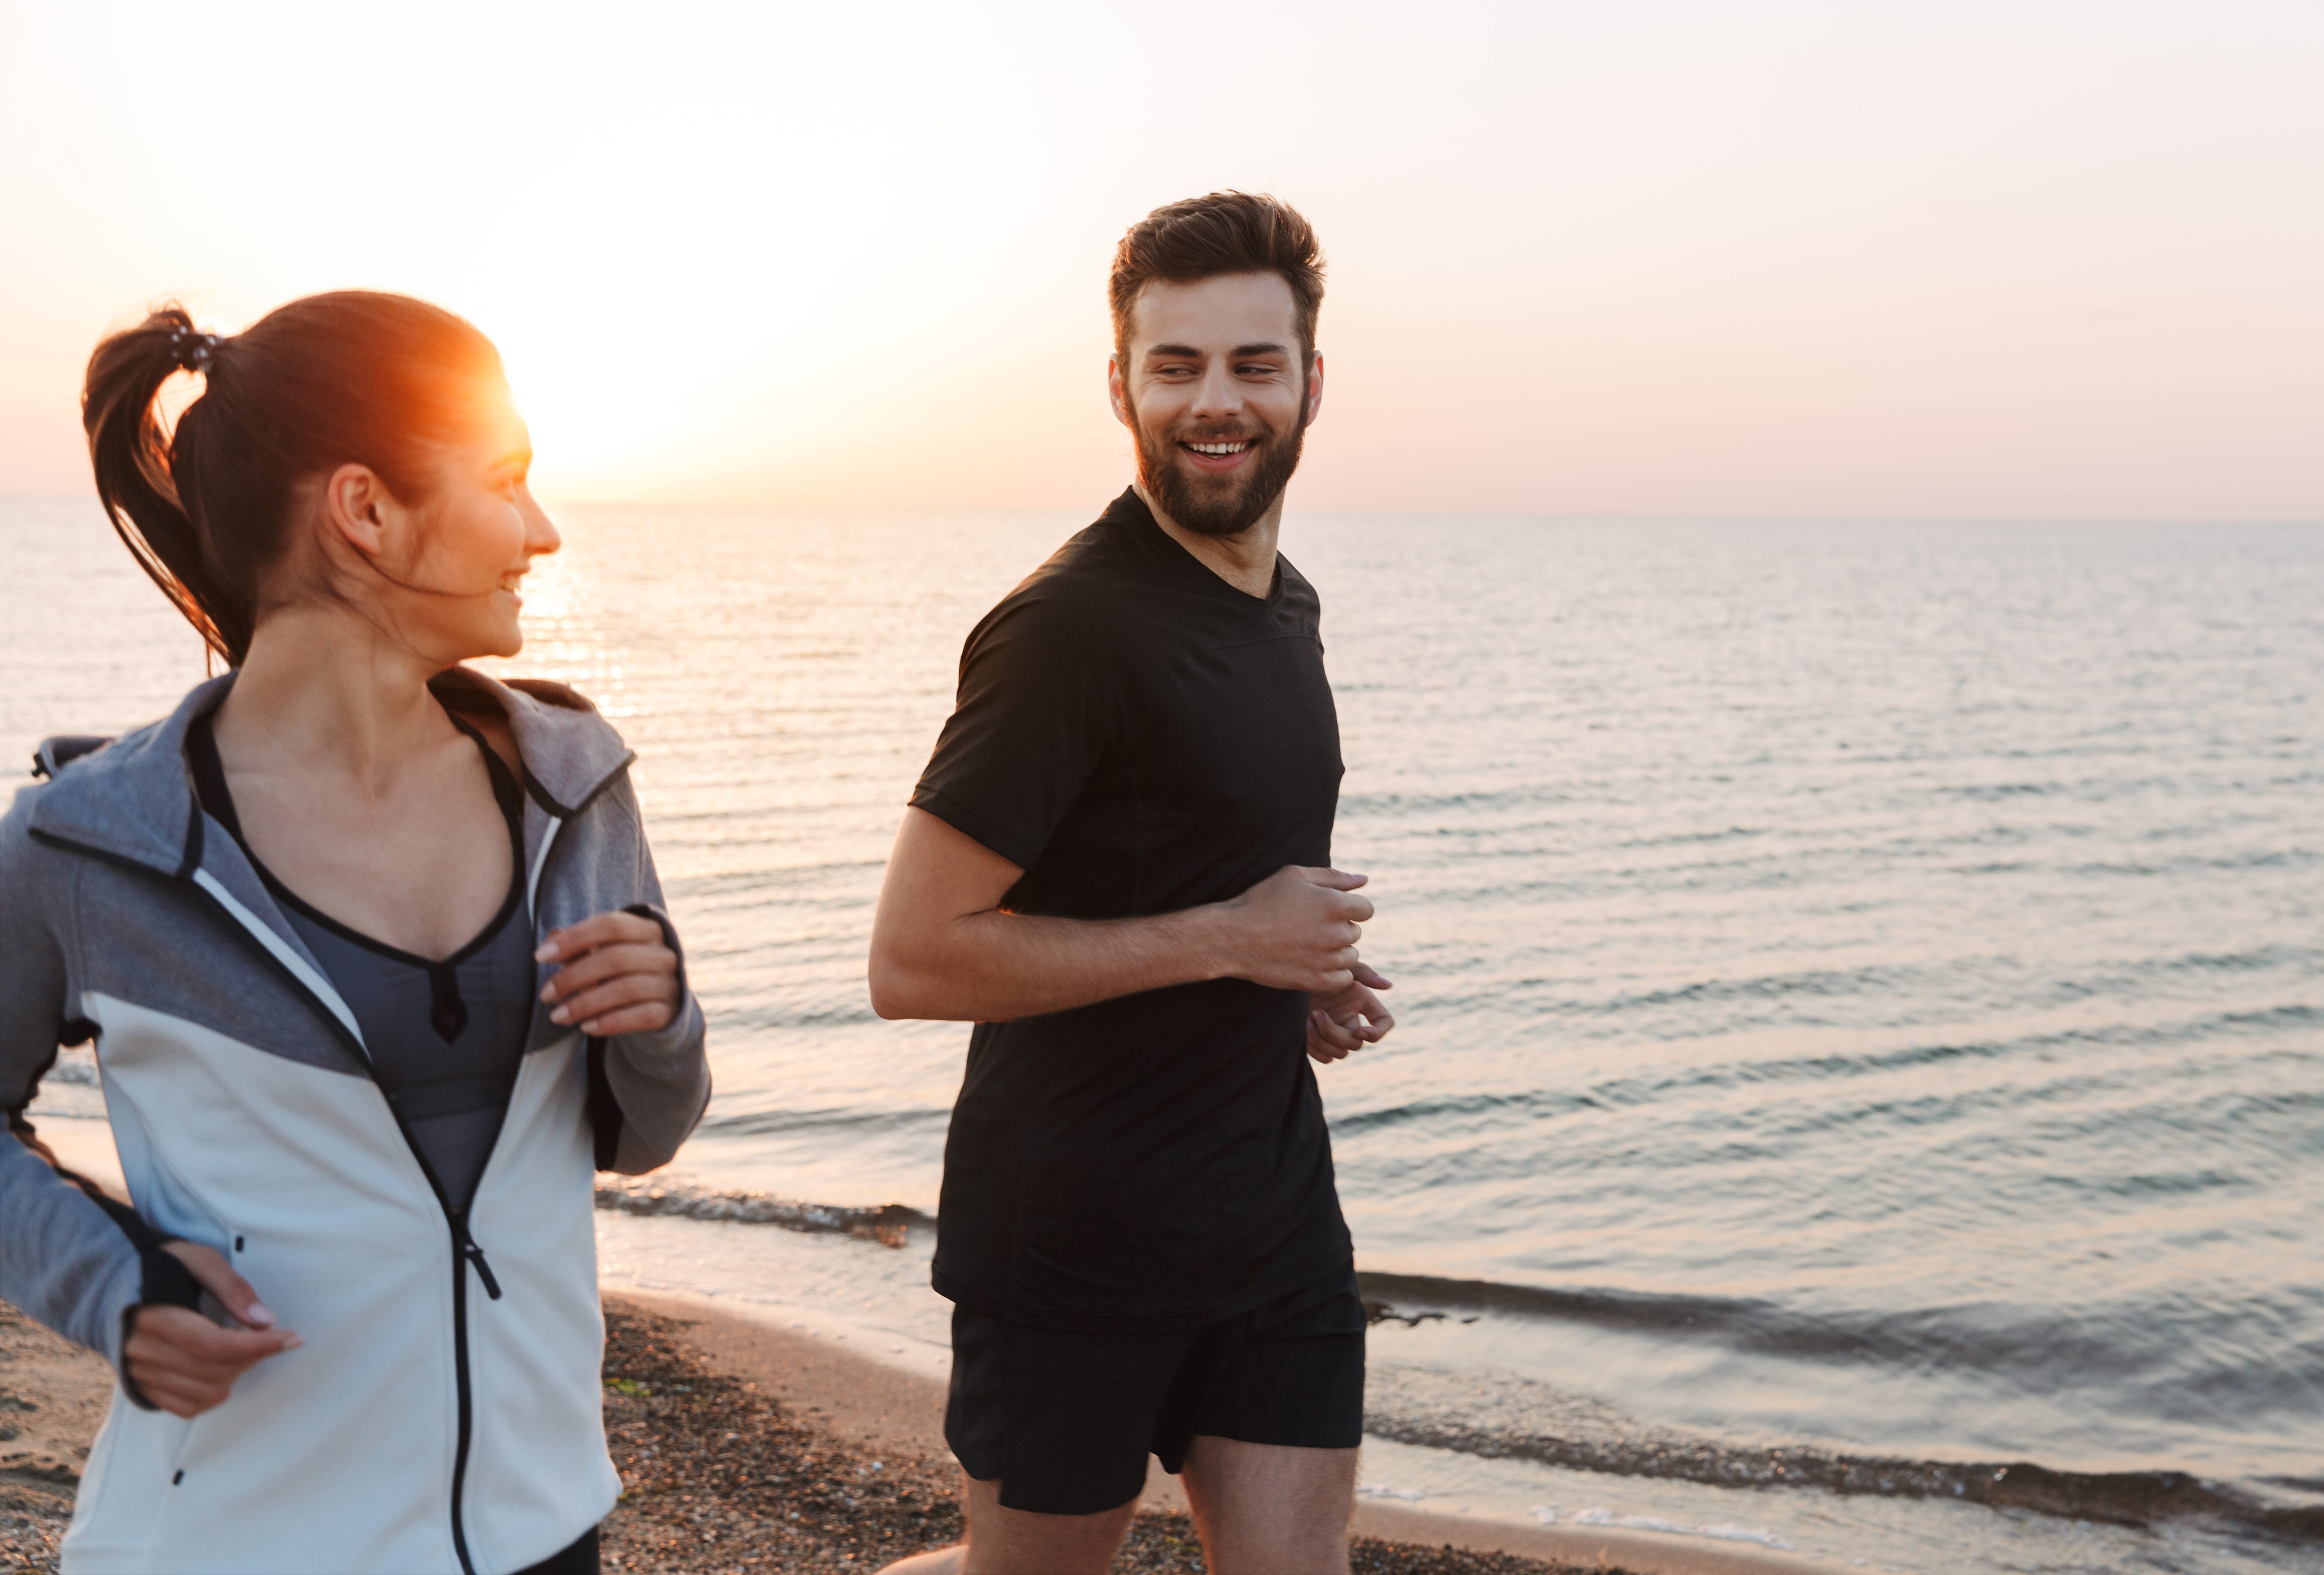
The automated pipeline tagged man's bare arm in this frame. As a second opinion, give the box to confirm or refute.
[868,808,1377,1022]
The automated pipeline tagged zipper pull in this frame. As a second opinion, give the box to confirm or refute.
[466,1241,503,1300]
[451,1213,504,1300]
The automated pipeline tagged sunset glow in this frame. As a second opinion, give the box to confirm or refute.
[2,1,2318,519]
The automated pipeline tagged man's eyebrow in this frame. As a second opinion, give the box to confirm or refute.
[493,447,534,469]
[1141,341,1293,360]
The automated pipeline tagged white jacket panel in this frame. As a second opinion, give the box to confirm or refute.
[461,1039,621,1575]
[64,994,470,1573]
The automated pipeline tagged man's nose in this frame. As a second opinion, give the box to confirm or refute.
[1188,361,1243,419]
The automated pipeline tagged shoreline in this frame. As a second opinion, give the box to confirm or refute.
[0,1284,1823,1575]
[616,1287,1843,1575]
[20,1118,1836,1573]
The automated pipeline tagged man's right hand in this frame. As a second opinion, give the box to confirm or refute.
[124,1242,300,1418]
[1223,865,1376,993]
[870,812,1390,1023]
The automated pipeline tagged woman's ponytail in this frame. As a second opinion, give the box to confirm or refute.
[82,305,242,661]
[80,291,502,667]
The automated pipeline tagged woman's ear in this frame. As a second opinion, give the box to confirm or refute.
[319,462,396,563]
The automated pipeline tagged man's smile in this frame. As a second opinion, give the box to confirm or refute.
[1179,437,1256,474]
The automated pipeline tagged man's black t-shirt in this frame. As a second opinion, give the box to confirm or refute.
[911,489,1355,1332]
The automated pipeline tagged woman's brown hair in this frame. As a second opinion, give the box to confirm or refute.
[82,291,503,665]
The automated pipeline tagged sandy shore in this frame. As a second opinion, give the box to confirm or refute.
[0,1281,1837,1575]
[618,1288,1843,1575]
[10,1122,1840,1574]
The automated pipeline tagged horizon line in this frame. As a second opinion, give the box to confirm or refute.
[2,491,2317,532]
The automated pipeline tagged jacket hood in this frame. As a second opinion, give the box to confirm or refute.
[26,668,635,878]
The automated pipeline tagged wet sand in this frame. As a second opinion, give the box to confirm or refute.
[0,1289,1815,1575]
[620,1286,1843,1575]
[8,1121,1840,1574]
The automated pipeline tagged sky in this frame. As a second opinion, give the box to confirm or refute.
[1,0,2317,520]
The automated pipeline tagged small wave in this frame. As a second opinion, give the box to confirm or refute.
[589,1196,2323,1543]
[697,1106,949,1140]
[1371,1001,2323,1110]
[1358,1271,2324,1391]
[594,1175,931,1248]
[1372,1404,2324,1543]
[1564,1509,1790,1550]
[1359,1285,2324,1544]
[1940,782,2062,801]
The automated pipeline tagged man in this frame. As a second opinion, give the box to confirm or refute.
[869,191,1394,1575]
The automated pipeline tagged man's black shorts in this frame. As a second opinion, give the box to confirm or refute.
[944,1273,1366,1515]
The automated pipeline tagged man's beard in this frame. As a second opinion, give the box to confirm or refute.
[1132,403,1308,538]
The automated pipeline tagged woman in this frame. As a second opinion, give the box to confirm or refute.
[0,293,709,1574]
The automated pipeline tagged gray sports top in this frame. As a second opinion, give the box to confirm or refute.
[188,710,535,1211]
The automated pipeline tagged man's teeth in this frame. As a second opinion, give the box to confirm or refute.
[1187,442,1250,455]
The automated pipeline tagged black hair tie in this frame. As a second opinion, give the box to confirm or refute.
[167,326,222,374]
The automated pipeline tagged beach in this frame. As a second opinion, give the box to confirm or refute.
[0,1285,1838,1575]
[1,1124,1836,1575]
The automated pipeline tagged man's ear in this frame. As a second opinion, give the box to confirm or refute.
[1107,354,1133,429]
[320,463,394,563]
[1302,353,1325,428]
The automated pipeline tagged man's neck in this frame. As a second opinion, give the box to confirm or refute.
[1133,482,1283,600]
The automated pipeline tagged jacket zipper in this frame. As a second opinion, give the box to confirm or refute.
[158,849,509,1575]
[386,1104,502,1575]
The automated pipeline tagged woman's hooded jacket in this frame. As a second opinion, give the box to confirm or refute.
[0,669,709,1575]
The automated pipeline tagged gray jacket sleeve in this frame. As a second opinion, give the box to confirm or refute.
[0,791,142,1367]
[0,1134,143,1366]
[596,777,710,1175]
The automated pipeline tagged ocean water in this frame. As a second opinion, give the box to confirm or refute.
[6,497,2321,1573]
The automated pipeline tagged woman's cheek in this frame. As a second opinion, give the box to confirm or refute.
[456,496,527,578]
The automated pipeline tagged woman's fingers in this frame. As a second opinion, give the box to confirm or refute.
[550,972,678,1032]
[541,942,674,994]
[540,943,673,1009]
[161,1241,272,1328]
[134,1365,235,1419]
[125,1306,301,1418]
[535,908,681,1039]
[535,910,663,965]
[128,1309,301,1368]
[576,1002,678,1037]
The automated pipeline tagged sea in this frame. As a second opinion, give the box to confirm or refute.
[6,496,2320,1574]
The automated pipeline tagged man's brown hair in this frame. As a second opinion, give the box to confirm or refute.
[1109,191,1326,361]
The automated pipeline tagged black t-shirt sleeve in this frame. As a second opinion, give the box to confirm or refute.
[910,593,1122,870]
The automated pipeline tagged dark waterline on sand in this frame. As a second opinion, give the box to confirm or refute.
[10,500,2323,1572]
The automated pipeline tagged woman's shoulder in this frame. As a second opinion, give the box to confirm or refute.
[430,668,632,808]
[433,668,603,729]
[0,775,74,895]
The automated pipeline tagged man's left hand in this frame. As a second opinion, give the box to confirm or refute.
[1307,962,1394,1064]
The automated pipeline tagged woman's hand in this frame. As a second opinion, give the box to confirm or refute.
[124,1242,301,1419]
[1307,961,1395,1064]
[537,911,681,1036]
